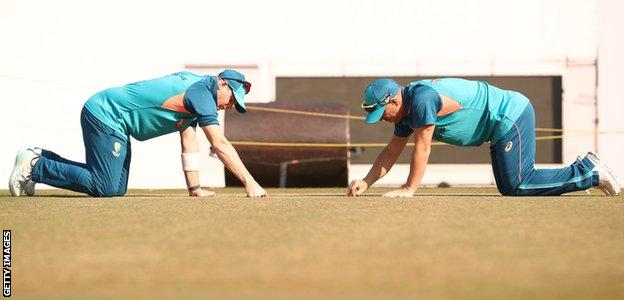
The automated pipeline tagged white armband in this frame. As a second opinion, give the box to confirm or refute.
[181,152,201,171]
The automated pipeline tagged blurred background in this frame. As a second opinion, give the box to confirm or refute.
[1,0,622,189]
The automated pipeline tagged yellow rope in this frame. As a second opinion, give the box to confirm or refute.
[231,141,448,148]
[536,128,563,133]
[231,136,574,148]
[246,106,623,134]
[535,135,565,141]
[232,141,373,148]
[246,106,365,120]
[230,130,622,148]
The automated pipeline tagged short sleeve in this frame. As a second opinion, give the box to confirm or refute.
[394,123,413,137]
[408,85,441,128]
[183,79,219,126]
[393,84,440,137]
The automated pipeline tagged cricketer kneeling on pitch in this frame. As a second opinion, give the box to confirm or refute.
[347,78,621,197]
[8,70,267,198]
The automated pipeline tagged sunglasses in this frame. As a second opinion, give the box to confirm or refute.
[361,93,391,112]
[223,77,252,94]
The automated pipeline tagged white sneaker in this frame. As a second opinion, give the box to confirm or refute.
[8,148,38,197]
[585,151,621,196]
[20,147,42,196]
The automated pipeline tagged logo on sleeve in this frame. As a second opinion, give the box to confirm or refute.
[504,141,513,153]
[175,118,186,129]
[112,142,122,157]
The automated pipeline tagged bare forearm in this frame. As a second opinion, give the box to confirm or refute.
[404,145,431,190]
[363,147,402,186]
[212,141,253,185]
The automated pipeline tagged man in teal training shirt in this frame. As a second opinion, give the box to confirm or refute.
[9,70,267,197]
[347,78,620,197]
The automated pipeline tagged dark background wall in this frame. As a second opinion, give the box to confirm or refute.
[224,103,349,187]
[276,76,562,164]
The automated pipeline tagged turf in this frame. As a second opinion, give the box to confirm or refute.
[1,187,623,299]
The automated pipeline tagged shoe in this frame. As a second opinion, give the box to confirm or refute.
[22,147,41,196]
[585,151,621,196]
[21,147,41,196]
[8,148,38,197]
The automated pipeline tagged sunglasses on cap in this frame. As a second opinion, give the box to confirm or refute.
[361,93,391,112]
[222,77,252,94]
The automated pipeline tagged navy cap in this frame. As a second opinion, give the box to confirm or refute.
[362,78,399,124]
[218,69,251,113]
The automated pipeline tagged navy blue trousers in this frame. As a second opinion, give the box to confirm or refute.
[490,103,598,196]
[31,107,131,197]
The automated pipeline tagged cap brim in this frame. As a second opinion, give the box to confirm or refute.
[232,85,247,113]
[364,105,385,124]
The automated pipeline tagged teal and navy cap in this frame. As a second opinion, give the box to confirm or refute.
[362,78,399,124]
[218,69,251,113]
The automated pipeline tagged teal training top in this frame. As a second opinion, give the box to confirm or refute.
[394,78,530,146]
[84,71,220,141]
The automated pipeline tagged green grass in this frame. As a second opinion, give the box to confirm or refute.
[1,187,623,299]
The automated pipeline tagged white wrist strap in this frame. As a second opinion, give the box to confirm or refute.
[181,152,200,171]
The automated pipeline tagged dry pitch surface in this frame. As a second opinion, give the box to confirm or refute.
[1,187,623,299]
